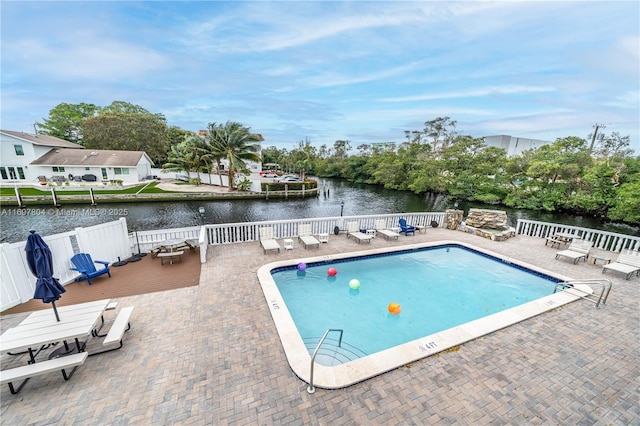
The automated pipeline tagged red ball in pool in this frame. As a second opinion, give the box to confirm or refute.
[327,267,338,276]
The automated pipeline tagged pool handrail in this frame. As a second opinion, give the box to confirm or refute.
[554,279,612,308]
[307,328,343,394]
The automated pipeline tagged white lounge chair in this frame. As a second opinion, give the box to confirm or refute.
[374,220,399,240]
[259,227,281,254]
[298,224,320,249]
[346,221,373,244]
[555,239,593,264]
[602,250,640,280]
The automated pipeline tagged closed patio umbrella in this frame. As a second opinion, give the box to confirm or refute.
[25,230,66,322]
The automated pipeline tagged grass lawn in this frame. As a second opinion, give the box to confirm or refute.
[0,182,181,196]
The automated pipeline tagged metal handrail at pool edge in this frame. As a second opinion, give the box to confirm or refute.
[308,328,343,394]
[554,279,612,308]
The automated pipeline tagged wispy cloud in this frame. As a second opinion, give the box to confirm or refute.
[380,86,556,103]
[1,1,638,151]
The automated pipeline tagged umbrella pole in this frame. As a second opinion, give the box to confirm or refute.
[132,229,147,260]
[52,301,61,322]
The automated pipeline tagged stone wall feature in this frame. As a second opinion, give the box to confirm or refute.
[445,209,464,230]
[465,208,508,230]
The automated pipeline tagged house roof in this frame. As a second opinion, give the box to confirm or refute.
[1,129,84,149]
[30,148,153,167]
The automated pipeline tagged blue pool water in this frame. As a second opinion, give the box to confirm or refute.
[271,245,560,359]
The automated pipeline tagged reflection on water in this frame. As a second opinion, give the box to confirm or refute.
[1,177,637,243]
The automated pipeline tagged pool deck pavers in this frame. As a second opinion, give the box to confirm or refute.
[1,228,639,425]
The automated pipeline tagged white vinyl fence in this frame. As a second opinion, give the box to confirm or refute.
[199,212,446,262]
[130,226,201,255]
[516,219,640,252]
[1,218,131,311]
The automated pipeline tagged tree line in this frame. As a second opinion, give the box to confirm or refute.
[38,104,638,225]
[262,118,639,226]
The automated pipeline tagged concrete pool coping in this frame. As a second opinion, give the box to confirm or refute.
[257,239,591,389]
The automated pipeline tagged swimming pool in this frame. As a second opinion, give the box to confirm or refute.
[257,240,589,389]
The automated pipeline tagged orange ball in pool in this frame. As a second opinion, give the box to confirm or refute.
[388,302,401,315]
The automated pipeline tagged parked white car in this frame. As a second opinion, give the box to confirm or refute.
[274,175,301,182]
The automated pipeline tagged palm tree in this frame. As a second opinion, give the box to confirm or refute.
[203,129,226,187]
[162,135,208,182]
[207,121,262,190]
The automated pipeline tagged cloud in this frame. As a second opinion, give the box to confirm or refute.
[380,86,557,103]
[1,1,637,150]
[6,37,169,81]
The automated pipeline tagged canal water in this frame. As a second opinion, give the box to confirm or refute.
[1,178,637,243]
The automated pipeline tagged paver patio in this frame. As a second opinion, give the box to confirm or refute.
[1,228,638,425]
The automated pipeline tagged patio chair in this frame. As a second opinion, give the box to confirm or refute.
[555,239,593,264]
[259,227,281,254]
[398,218,416,236]
[70,253,111,285]
[374,220,399,240]
[298,224,320,249]
[346,221,373,244]
[602,250,640,280]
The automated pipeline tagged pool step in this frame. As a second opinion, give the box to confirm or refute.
[303,337,368,366]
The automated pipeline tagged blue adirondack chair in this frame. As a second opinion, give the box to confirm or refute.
[398,218,416,236]
[70,253,111,285]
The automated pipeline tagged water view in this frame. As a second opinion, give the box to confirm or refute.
[1,178,638,243]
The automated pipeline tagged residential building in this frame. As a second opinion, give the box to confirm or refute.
[0,130,153,185]
[482,135,552,157]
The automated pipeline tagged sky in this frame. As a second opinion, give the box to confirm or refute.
[1,1,639,153]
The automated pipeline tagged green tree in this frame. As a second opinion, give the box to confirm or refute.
[366,143,429,190]
[101,101,160,116]
[168,126,192,148]
[595,132,634,160]
[202,129,226,186]
[608,180,640,224]
[207,121,261,190]
[423,116,457,152]
[261,146,287,167]
[36,102,100,144]
[438,136,507,203]
[162,136,207,181]
[332,140,351,160]
[287,139,319,179]
[82,102,169,165]
[608,156,640,224]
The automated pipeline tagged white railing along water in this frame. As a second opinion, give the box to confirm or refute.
[516,219,640,252]
[130,226,201,255]
[199,212,446,259]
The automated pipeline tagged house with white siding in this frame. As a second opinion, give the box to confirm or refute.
[1,130,154,185]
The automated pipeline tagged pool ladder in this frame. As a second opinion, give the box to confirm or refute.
[554,279,612,308]
[307,329,343,394]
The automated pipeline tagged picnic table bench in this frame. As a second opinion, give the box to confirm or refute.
[1,352,88,394]
[1,300,135,394]
[150,239,198,257]
[545,237,565,248]
[157,251,184,265]
[90,306,134,355]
